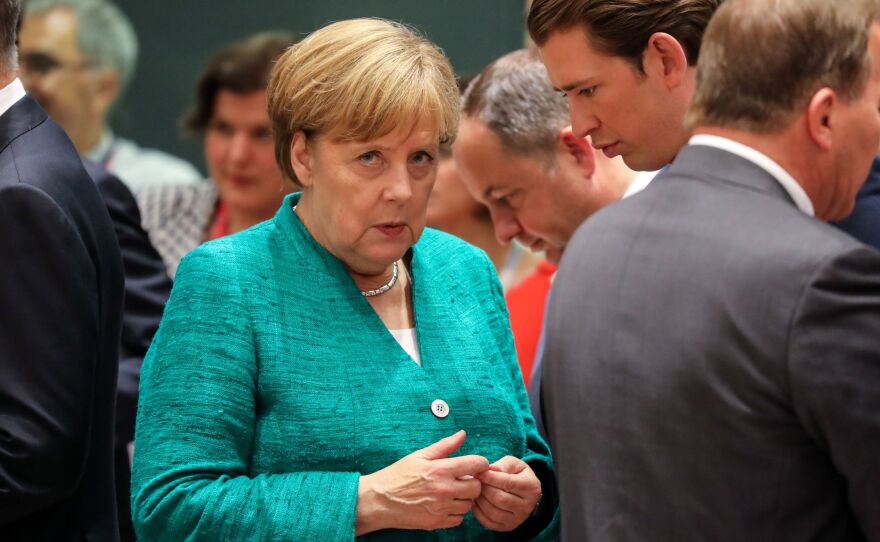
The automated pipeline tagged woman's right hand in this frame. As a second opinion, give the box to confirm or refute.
[355,430,488,535]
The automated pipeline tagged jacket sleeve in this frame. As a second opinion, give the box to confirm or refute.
[481,252,560,541]
[787,245,880,539]
[130,247,359,542]
[93,169,172,446]
[0,185,98,524]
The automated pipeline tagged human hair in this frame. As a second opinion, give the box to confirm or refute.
[25,0,138,98]
[267,18,459,185]
[182,32,295,135]
[461,49,569,164]
[686,0,880,133]
[527,0,724,71]
[0,0,20,72]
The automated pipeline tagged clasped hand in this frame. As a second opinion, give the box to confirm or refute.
[355,430,541,535]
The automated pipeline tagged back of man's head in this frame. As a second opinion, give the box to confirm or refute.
[528,0,723,72]
[0,0,21,74]
[462,49,568,164]
[687,0,879,133]
[25,0,137,98]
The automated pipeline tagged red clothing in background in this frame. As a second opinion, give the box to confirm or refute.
[505,261,556,387]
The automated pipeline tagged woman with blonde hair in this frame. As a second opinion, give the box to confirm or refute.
[131,18,557,541]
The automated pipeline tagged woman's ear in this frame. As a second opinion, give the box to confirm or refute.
[289,131,314,187]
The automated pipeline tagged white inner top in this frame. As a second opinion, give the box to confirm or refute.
[389,328,421,366]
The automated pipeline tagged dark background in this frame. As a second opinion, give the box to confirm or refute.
[111,0,528,175]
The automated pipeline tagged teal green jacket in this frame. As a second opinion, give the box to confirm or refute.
[131,193,558,541]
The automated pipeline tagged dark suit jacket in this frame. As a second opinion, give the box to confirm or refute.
[833,155,880,250]
[0,95,124,541]
[82,159,171,541]
[82,158,171,446]
[544,144,880,541]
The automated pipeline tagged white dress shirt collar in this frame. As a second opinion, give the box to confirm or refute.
[0,78,26,119]
[688,134,814,216]
[624,169,658,198]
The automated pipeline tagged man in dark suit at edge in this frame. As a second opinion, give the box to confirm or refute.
[0,0,124,539]
[534,0,880,539]
[82,157,172,542]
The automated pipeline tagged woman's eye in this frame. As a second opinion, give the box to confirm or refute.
[411,151,434,165]
[359,151,380,165]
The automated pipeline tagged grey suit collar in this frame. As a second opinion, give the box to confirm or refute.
[666,144,799,210]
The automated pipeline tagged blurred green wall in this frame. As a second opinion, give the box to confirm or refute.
[112,0,526,175]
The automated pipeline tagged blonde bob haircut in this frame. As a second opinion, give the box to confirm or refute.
[267,18,460,185]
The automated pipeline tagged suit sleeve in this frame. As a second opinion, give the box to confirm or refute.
[94,172,171,445]
[130,248,359,541]
[787,245,880,538]
[0,185,99,524]
[481,252,560,541]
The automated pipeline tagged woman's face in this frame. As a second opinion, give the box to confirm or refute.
[205,90,288,217]
[292,120,439,275]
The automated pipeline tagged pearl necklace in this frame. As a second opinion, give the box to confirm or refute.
[361,260,398,297]
[294,203,399,297]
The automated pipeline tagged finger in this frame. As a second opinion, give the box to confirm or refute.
[473,504,505,532]
[452,477,482,500]
[475,469,527,495]
[480,484,525,514]
[448,498,475,516]
[490,455,526,474]
[418,430,466,460]
[475,495,515,531]
[435,454,490,478]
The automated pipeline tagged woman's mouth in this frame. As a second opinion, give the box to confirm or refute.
[376,223,406,236]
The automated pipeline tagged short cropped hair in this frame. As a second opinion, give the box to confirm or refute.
[462,49,568,164]
[686,0,880,133]
[26,0,138,98]
[528,0,724,71]
[267,18,459,185]
[182,32,295,135]
[0,0,20,71]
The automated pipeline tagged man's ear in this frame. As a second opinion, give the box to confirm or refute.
[559,125,596,178]
[806,88,835,151]
[92,69,120,117]
[642,32,689,89]
[289,131,314,188]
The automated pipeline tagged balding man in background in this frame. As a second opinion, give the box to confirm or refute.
[19,0,200,194]
[540,0,880,538]
[453,49,644,414]
[0,0,124,538]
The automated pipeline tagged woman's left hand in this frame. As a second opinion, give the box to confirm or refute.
[473,456,542,532]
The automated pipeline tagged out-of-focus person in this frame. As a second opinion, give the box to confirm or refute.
[0,0,125,539]
[453,49,640,387]
[539,0,880,538]
[130,18,557,541]
[19,0,201,193]
[138,32,295,278]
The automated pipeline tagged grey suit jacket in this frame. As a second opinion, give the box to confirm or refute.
[543,144,880,541]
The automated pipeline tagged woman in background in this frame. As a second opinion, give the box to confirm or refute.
[131,18,557,541]
[138,32,295,277]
